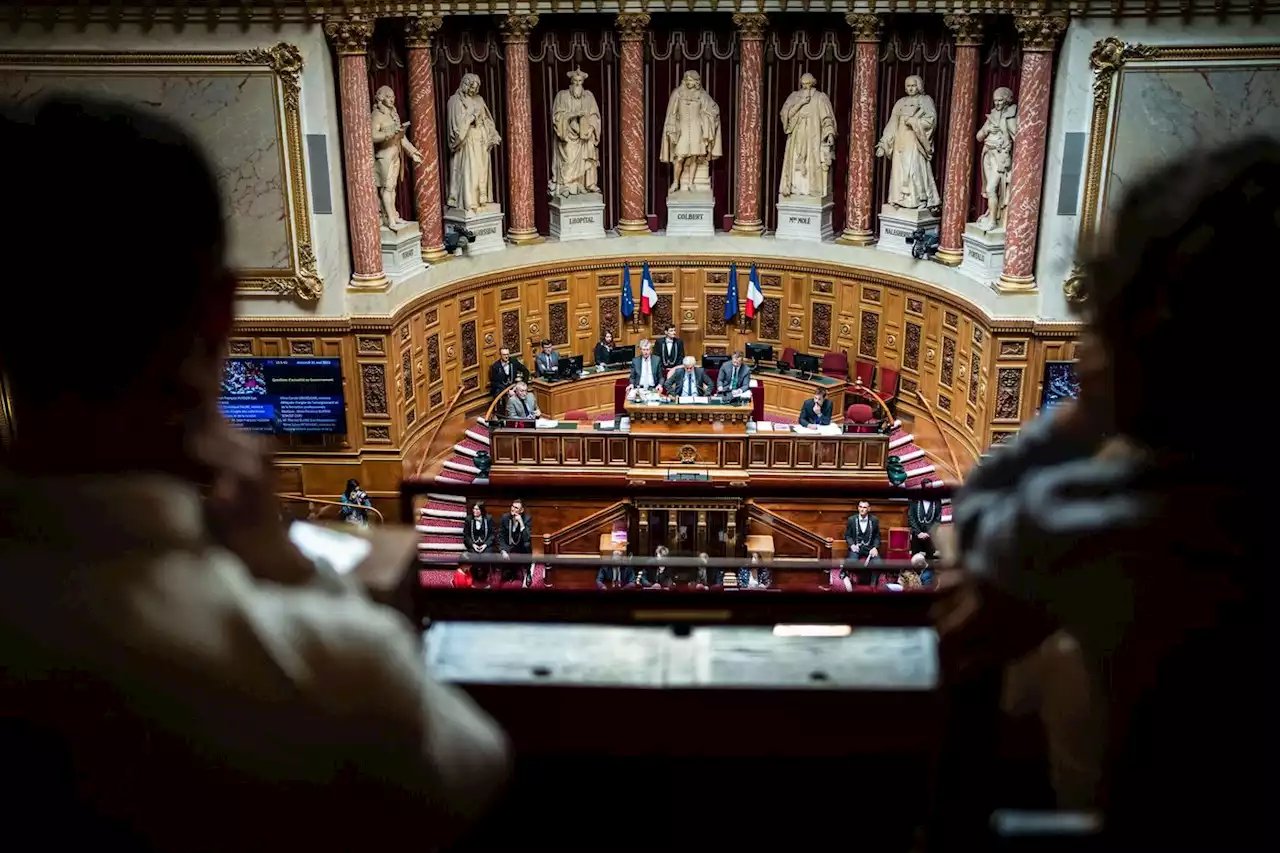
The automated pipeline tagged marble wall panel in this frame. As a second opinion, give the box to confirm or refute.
[0,69,292,274]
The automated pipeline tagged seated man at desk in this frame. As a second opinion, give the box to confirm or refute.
[489,347,528,397]
[629,338,661,392]
[664,356,712,398]
[798,387,833,426]
[534,338,560,379]
[593,330,617,366]
[716,350,752,395]
[658,324,685,372]
[596,549,635,589]
[505,381,541,421]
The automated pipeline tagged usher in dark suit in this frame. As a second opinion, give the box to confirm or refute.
[497,512,533,586]
[488,359,528,397]
[907,496,943,557]
[657,336,685,372]
[842,512,882,584]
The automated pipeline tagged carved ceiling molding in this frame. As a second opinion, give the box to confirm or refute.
[7,2,1277,32]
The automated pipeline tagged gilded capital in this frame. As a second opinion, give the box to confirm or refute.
[732,12,769,41]
[500,13,539,44]
[845,13,883,44]
[403,15,444,50]
[324,17,373,56]
[615,12,651,43]
[943,14,985,48]
[1014,12,1067,52]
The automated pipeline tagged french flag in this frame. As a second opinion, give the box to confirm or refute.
[640,261,657,315]
[745,263,764,319]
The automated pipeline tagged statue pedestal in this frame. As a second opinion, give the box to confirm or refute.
[877,205,940,259]
[775,196,834,243]
[665,191,715,238]
[381,222,427,284]
[549,193,606,242]
[959,223,1006,286]
[445,205,506,256]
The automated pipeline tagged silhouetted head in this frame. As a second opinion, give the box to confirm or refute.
[1,97,233,477]
[1076,137,1280,450]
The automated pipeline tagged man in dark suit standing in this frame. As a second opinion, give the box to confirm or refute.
[842,500,881,587]
[798,387,833,426]
[488,347,528,397]
[716,350,752,395]
[658,324,684,373]
[664,356,710,397]
[907,477,943,558]
[498,499,533,587]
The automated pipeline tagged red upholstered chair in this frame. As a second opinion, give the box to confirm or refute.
[751,380,765,422]
[564,408,589,421]
[613,377,629,416]
[821,350,849,380]
[877,366,901,412]
[705,367,718,388]
[844,403,877,433]
[853,358,876,389]
[886,527,912,562]
[780,346,798,368]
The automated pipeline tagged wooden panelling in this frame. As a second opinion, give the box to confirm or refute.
[233,257,1080,493]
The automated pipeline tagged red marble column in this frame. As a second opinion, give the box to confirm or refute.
[999,13,1067,291]
[838,14,882,246]
[325,18,385,289]
[404,15,449,264]
[935,15,984,266]
[615,13,651,236]
[501,14,542,245]
[731,13,768,236]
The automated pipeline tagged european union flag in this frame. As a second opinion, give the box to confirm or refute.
[725,263,739,323]
[621,263,635,319]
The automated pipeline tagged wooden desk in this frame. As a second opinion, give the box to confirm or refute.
[529,366,627,418]
[624,401,752,434]
[489,426,888,484]
[752,367,850,420]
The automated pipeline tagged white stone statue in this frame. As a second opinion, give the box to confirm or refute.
[446,73,502,214]
[779,73,838,199]
[549,68,602,197]
[875,75,942,210]
[371,85,423,233]
[659,70,723,194]
[975,87,1019,232]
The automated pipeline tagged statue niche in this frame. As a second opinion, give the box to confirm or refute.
[547,68,606,242]
[775,72,838,243]
[660,70,722,238]
[444,72,506,255]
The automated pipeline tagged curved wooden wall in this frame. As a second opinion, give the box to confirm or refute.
[232,255,1081,500]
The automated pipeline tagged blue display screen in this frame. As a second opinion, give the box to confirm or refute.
[1040,360,1080,411]
[218,357,347,435]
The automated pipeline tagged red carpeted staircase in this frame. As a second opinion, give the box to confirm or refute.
[418,417,547,589]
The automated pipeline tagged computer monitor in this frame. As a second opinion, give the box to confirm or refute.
[702,354,729,372]
[794,352,821,375]
[557,354,584,379]
[745,342,773,365]
[1040,360,1080,411]
[609,344,636,365]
